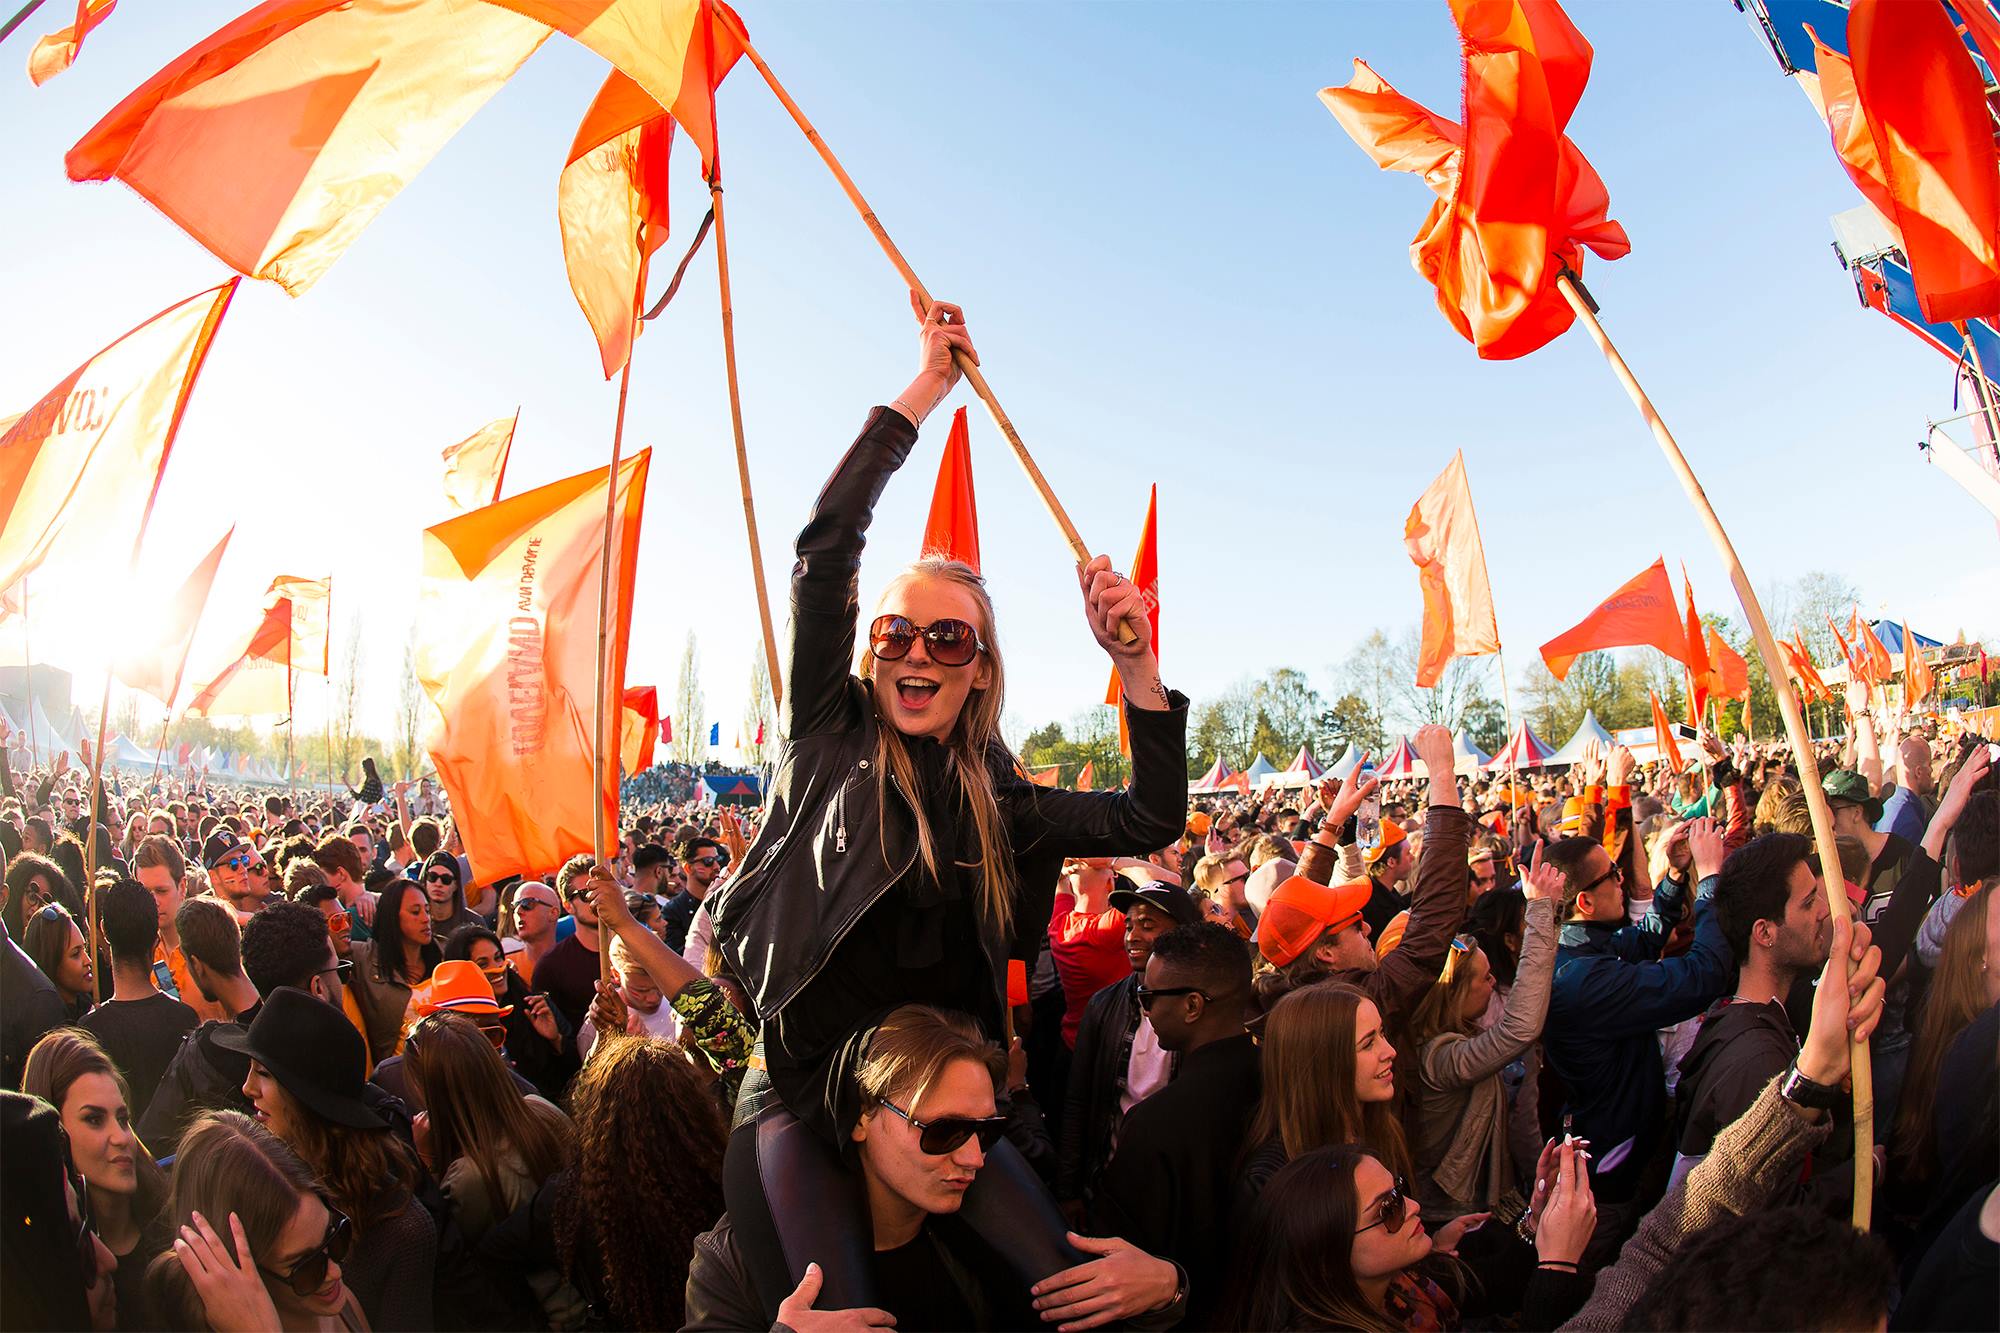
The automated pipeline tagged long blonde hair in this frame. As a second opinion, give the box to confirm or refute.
[859,559,1016,938]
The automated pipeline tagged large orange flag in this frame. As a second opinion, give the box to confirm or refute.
[1903,621,1935,706]
[1540,557,1690,680]
[1104,485,1161,753]
[2,283,236,597]
[29,0,116,86]
[1649,689,1684,774]
[186,576,332,717]
[1782,634,1830,704]
[417,450,651,883]
[920,407,981,572]
[620,685,660,774]
[1857,618,1895,686]
[1406,451,1500,687]
[442,412,517,512]
[1320,0,1630,360]
[114,527,233,705]
[1706,625,1749,700]
[1681,569,1713,726]
[1813,2,2000,325]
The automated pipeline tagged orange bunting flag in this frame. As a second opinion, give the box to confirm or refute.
[1857,617,1895,686]
[620,685,660,774]
[442,412,517,512]
[1076,761,1095,792]
[113,527,233,705]
[1706,625,1749,700]
[1540,557,1690,681]
[1827,614,1864,683]
[1027,764,1060,788]
[185,575,333,718]
[417,450,652,885]
[1904,620,1936,706]
[28,0,116,86]
[1649,689,1684,775]
[1,282,237,597]
[919,407,982,572]
[1811,1,2000,325]
[1406,451,1500,688]
[1320,0,1630,360]
[1105,486,1161,757]
[1781,634,1829,704]
[1681,568,1713,727]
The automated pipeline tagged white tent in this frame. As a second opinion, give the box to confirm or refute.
[1452,730,1493,775]
[1546,710,1615,767]
[1244,753,1280,788]
[1327,743,1368,780]
[108,734,155,769]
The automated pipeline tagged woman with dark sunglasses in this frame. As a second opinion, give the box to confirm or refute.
[708,298,1188,1319]
[148,1111,368,1331]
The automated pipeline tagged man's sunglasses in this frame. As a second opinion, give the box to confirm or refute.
[317,961,355,985]
[688,854,722,868]
[1576,861,1625,898]
[214,853,254,872]
[868,615,986,668]
[878,1098,1007,1156]
[424,870,458,884]
[1135,984,1209,1006]
[261,1205,351,1297]
[1354,1174,1410,1235]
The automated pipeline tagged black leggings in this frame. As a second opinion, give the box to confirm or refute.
[722,1102,1084,1320]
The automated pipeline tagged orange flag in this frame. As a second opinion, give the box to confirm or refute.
[1406,451,1500,688]
[1,282,237,596]
[1076,760,1095,792]
[442,412,517,512]
[1706,625,1749,700]
[113,527,233,705]
[1857,617,1895,686]
[1027,764,1061,789]
[1681,568,1713,726]
[1320,0,1630,360]
[620,685,660,774]
[1782,634,1829,704]
[919,407,981,571]
[186,576,332,718]
[1649,689,1684,774]
[417,450,652,884]
[1815,1,2000,325]
[1827,614,1864,683]
[1104,486,1160,755]
[1904,620,1935,706]
[1540,557,1690,681]
[29,0,116,86]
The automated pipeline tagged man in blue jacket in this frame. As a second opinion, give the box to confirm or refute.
[1543,813,1730,1268]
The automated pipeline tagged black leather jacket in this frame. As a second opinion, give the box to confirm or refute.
[710,407,1189,1029]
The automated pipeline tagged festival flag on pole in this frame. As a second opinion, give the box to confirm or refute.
[1827,614,1865,683]
[28,0,117,86]
[662,715,673,744]
[1075,760,1095,792]
[1540,557,1690,681]
[1027,764,1060,788]
[1904,618,1936,705]
[620,685,659,773]
[754,719,765,746]
[113,527,233,705]
[1707,625,1749,702]
[1781,634,1830,704]
[185,575,332,717]
[441,412,517,512]
[1681,568,1714,726]
[919,407,981,571]
[1810,2,2000,325]
[1405,451,1500,688]
[1857,617,1896,686]
[708,722,719,746]
[0,282,237,596]
[416,450,651,885]
[1104,485,1160,755]
[1318,0,1630,360]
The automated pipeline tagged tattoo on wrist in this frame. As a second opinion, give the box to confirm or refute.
[1149,677,1170,709]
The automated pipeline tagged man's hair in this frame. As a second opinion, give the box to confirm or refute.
[1190,853,1233,898]
[283,860,329,898]
[176,897,243,978]
[1543,836,1605,920]
[1716,833,1813,966]
[1148,921,1251,998]
[99,878,161,965]
[633,844,672,873]
[23,815,51,847]
[240,901,331,996]
[274,834,316,873]
[264,796,285,817]
[341,822,370,840]
[853,1004,1005,1119]
[678,837,720,864]
[555,853,595,902]
[133,833,186,885]
[309,833,366,883]
[410,817,444,859]
[1625,1204,1892,1331]
[1949,790,1999,884]
[294,880,341,911]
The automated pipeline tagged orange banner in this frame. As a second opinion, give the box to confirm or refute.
[1649,689,1684,774]
[919,407,981,572]
[29,0,116,86]
[114,527,233,705]
[441,412,517,512]
[1406,451,1500,688]
[417,450,652,883]
[1104,485,1160,756]
[185,575,332,718]
[1540,557,1689,681]
[620,684,660,774]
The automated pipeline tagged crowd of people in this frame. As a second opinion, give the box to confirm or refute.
[1,303,1995,1331]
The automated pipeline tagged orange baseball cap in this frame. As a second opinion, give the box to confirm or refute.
[1559,797,1587,832]
[1374,909,1410,958]
[417,960,512,1018]
[1259,875,1372,967]
[1363,819,1407,864]
[1187,812,1212,836]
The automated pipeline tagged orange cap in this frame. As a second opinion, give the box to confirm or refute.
[1187,812,1212,836]
[1364,819,1407,864]
[1374,908,1410,958]
[418,960,512,1017]
[1259,875,1372,967]
[1559,797,1587,832]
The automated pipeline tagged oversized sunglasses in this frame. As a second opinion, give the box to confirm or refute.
[868,615,986,668]
[1355,1174,1410,1235]
[262,1205,351,1297]
[877,1098,1007,1156]
[424,870,458,884]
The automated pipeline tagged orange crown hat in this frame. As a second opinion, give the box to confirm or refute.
[1558,797,1588,832]
[1259,875,1372,968]
[1374,909,1411,958]
[417,959,511,1018]
[1364,819,1408,864]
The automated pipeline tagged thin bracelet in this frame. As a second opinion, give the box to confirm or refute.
[1537,1260,1579,1272]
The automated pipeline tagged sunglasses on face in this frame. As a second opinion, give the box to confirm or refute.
[1135,984,1210,1006]
[263,1205,352,1297]
[868,614,986,668]
[317,961,354,985]
[216,853,253,872]
[877,1098,1007,1156]
[1354,1175,1410,1235]
[425,871,457,884]
[688,855,722,868]
[1577,861,1625,898]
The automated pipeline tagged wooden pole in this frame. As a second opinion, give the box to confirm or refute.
[82,680,112,1005]
[1556,272,1872,1228]
[0,0,53,45]
[21,578,37,764]
[720,13,1134,641]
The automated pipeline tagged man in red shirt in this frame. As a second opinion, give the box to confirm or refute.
[1048,858,1129,1049]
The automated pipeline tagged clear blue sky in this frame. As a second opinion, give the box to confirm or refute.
[2,1,1992,753]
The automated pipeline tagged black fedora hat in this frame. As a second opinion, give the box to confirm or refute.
[214,987,384,1130]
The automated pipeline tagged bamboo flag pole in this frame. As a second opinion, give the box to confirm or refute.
[82,682,112,1004]
[0,0,53,45]
[1555,272,1872,1228]
[719,11,1134,642]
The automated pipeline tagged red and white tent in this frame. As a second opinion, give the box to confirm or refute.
[1189,757,1236,793]
[1485,721,1556,770]
[1283,745,1324,780]
[1375,737,1420,779]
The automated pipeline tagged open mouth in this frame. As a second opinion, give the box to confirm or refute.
[894,677,941,710]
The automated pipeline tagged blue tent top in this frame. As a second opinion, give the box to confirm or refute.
[1869,620,1943,654]
[1243,754,1279,785]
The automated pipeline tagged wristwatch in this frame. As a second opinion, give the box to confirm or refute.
[1778,1062,1841,1111]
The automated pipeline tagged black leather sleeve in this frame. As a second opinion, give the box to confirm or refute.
[1005,692,1190,859]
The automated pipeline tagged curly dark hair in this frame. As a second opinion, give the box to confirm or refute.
[1625,1203,1891,1330]
[1715,832,1812,967]
[556,1035,726,1329]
